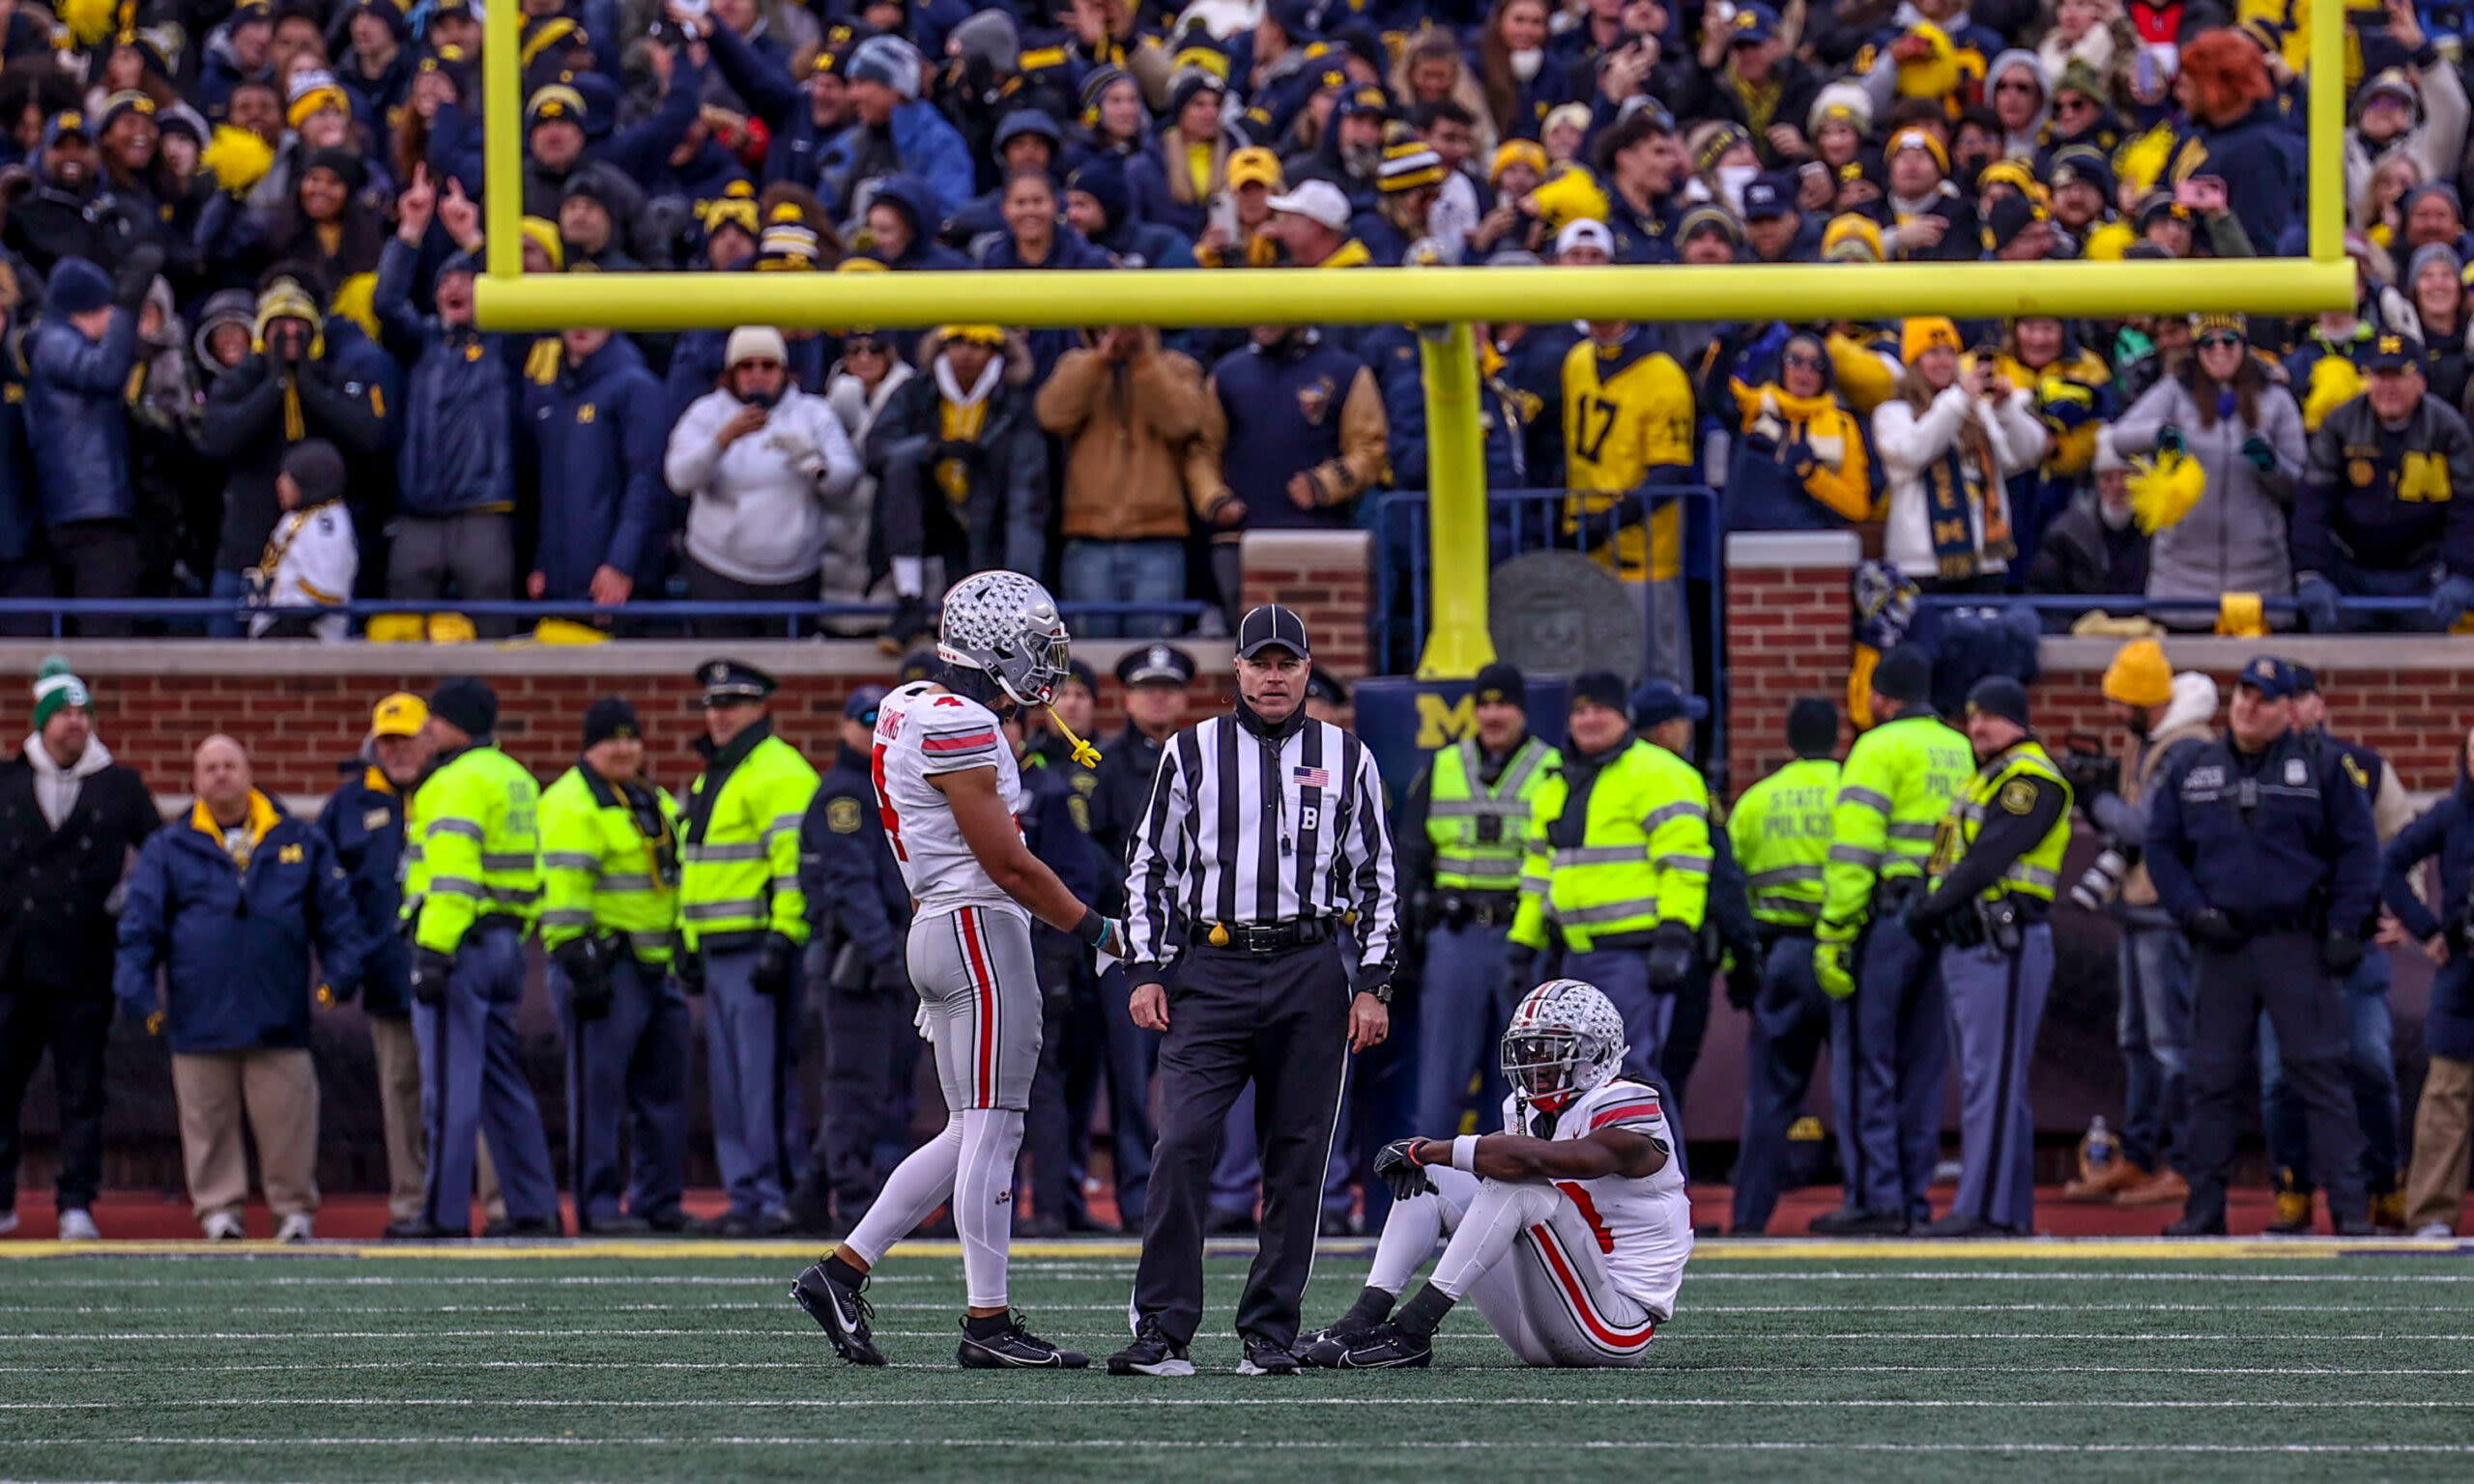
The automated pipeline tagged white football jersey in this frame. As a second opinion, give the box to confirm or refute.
[1498,1077,1693,1318]
[871,682,1027,919]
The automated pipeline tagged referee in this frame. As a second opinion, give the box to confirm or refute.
[1108,605,1398,1379]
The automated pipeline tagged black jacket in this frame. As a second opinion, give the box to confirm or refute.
[0,750,161,995]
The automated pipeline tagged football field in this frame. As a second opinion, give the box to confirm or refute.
[3,1241,2473,1483]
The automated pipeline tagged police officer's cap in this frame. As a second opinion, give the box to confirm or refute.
[1871,643,1933,704]
[582,697,640,749]
[698,658,776,705]
[1568,670,1629,715]
[428,676,498,736]
[2238,654,2298,699]
[1787,697,1839,757]
[1116,643,1196,688]
[1307,668,1350,706]
[1631,677,1710,728]
[844,685,888,725]
[1965,674,2032,728]
[1235,604,1311,660]
[1473,662,1527,709]
[897,648,940,685]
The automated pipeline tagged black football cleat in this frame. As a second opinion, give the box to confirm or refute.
[1918,1213,2016,1239]
[1236,1335,1300,1376]
[957,1314,1089,1370]
[1107,1318,1196,1377]
[2163,1213,2227,1237]
[1808,1207,1910,1237]
[1334,1322,1432,1370]
[1297,1321,1372,1368]
[792,1259,885,1366]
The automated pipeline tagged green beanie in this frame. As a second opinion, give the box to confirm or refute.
[32,655,89,732]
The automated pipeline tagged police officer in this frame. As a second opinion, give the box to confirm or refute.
[1088,642,1195,1228]
[539,698,688,1236]
[2259,664,2414,1231]
[1728,698,1841,1235]
[1634,676,1755,1117]
[678,660,821,1238]
[1026,658,1111,1230]
[400,678,561,1239]
[1905,677,2073,1238]
[1810,644,1974,1236]
[2148,656,2378,1237]
[1507,669,1711,1116]
[1395,662,1557,1142]
[1007,706,1105,1238]
[790,687,912,1237]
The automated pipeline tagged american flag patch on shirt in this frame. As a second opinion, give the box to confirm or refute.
[1293,765,1329,787]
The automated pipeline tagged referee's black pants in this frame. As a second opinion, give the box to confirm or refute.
[1133,940,1351,1350]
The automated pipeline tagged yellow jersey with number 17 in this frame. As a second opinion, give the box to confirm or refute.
[1562,330,1696,583]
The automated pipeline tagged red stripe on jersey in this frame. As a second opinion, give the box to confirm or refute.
[1530,1221,1656,1349]
[958,908,996,1105]
[1589,1099,1660,1131]
[922,731,998,753]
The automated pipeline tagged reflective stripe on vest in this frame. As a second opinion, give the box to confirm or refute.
[1426,735,1553,893]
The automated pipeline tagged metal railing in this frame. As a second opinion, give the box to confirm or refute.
[0,598,1210,642]
[1913,592,2444,626]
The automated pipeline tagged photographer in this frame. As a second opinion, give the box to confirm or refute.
[2057,641,2219,1212]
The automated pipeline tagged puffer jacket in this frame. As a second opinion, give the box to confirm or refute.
[524,334,674,600]
[868,329,1048,576]
[2107,373,2308,601]
[816,101,975,222]
[1035,331,1207,542]
[371,239,517,519]
[666,382,863,586]
[113,793,364,1055]
[315,757,412,1018]
[24,311,138,527]
[195,343,394,576]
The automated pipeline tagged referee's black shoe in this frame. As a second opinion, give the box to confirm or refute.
[791,1257,885,1366]
[1107,1317,1196,1377]
[958,1312,1089,1369]
[1332,1321,1432,1370]
[1236,1334,1299,1375]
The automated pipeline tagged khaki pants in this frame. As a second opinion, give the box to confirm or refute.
[2406,1055,2474,1234]
[369,1013,504,1224]
[171,1048,319,1222]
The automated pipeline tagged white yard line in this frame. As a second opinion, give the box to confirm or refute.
[5,1438,2474,1455]
[14,1327,2474,1342]
[0,1397,2468,1412]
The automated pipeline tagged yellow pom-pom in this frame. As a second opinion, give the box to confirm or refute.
[2129,448,2206,534]
[57,0,115,46]
[200,125,274,196]
[2303,354,2367,433]
[329,272,380,343]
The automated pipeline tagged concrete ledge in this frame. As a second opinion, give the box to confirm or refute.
[0,638,1234,678]
[1724,531,1861,570]
[2041,635,2474,671]
[1240,528,1373,568]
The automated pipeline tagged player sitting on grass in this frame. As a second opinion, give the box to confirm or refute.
[793,571,1124,1370]
[1300,979,1692,1369]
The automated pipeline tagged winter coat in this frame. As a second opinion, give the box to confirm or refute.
[2087,671,2219,920]
[1197,333,1388,531]
[2294,392,2474,580]
[822,362,913,606]
[2383,772,2474,1059]
[1035,334,1207,542]
[2168,101,2306,254]
[2344,49,2469,216]
[195,346,393,576]
[704,18,835,193]
[2108,373,2309,600]
[114,794,364,1056]
[977,224,1117,386]
[23,311,138,527]
[523,334,673,600]
[315,760,412,1017]
[2,176,148,280]
[816,102,975,222]
[372,239,517,519]
[1361,324,1531,495]
[0,329,35,565]
[0,737,160,998]
[1722,379,1874,532]
[1668,57,1826,165]
[2023,488,2151,598]
[868,330,1049,576]
[665,383,862,586]
[1876,385,2048,581]
[863,175,971,270]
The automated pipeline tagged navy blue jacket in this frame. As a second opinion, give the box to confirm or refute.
[662,322,831,426]
[798,742,912,985]
[523,334,672,600]
[705,18,833,193]
[1019,748,1099,956]
[866,175,971,270]
[24,310,137,527]
[1208,332,1373,530]
[372,238,518,519]
[114,798,365,1055]
[2177,101,2305,254]
[316,761,413,1018]
[2145,728,2378,937]
[2383,773,2474,1059]
[1360,324,1528,491]
[0,342,32,563]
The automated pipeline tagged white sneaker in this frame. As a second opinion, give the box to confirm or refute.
[0,1208,17,1236]
[2414,1222,2457,1240]
[56,1208,100,1241]
[200,1212,245,1241]
[274,1213,314,1243]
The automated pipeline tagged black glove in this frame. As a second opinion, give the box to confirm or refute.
[111,242,166,312]
[554,935,615,1022]
[1501,946,1539,1005]
[1901,903,1943,949]
[1645,922,1696,991]
[674,947,706,996]
[750,930,801,998]
[1374,1138,1436,1202]
[2185,909,2246,954]
[2320,932,2365,976]
[410,947,456,1007]
[1781,439,1819,479]
[1740,425,1780,460]
[1724,956,1762,1012]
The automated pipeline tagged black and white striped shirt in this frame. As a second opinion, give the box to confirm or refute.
[1123,712,1397,982]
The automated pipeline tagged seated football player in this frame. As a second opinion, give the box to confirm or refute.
[1301,979,1692,1369]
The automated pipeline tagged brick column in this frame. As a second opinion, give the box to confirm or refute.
[1241,529,1373,678]
[1724,532,1859,795]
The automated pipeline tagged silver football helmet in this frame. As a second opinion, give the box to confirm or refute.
[937,570,1072,708]
[1501,979,1629,1112]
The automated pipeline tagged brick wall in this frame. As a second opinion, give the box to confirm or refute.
[1724,533,1863,791]
[1241,529,1374,678]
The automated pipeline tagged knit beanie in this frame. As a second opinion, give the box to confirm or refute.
[428,676,498,737]
[32,655,88,732]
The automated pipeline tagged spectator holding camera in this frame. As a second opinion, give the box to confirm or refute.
[1877,317,2048,591]
[2379,723,2474,1237]
[2291,331,2474,632]
[1036,324,1207,639]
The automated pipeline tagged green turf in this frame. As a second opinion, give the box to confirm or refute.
[3,1250,2473,1483]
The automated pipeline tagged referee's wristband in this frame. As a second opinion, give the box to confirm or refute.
[1451,1135,1480,1173]
[1074,909,1109,948]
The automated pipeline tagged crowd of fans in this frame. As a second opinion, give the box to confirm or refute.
[0,0,2469,642]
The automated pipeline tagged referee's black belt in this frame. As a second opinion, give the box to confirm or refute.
[1195,917,1338,954]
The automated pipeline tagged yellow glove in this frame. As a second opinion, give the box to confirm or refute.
[144,1010,164,1037]
[1814,938,1857,1000]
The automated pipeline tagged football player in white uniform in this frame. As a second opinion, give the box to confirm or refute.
[1301,979,1692,1368]
[795,571,1125,1370]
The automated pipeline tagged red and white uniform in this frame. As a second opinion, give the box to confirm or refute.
[871,681,1024,920]
[1495,1078,1693,1324]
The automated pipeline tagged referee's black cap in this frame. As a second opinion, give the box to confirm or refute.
[1115,643,1196,688]
[1236,604,1311,660]
[697,658,775,704]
